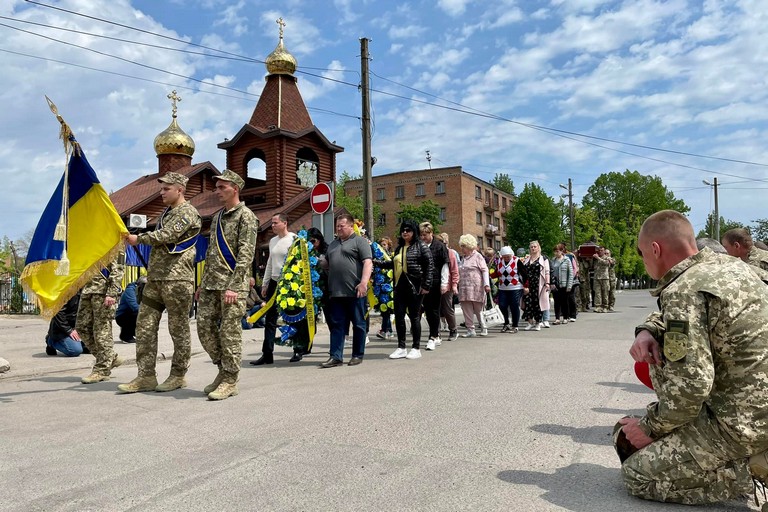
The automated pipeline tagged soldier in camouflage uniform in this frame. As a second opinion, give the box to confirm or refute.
[722,227,768,272]
[196,170,257,400]
[591,247,611,312]
[78,254,125,383]
[119,172,201,394]
[606,249,617,311]
[615,210,768,505]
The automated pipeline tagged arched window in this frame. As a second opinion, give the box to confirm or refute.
[296,147,319,188]
[245,148,267,182]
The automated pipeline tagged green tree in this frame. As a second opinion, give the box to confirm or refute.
[695,214,745,240]
[337,171,382,238]
[582,170,689,278]
[752,219,768,243]
[491,173,515,196]
[504,183,564,253]
[397,200,443,232]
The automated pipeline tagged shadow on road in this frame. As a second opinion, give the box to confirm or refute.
[592,407,647,416]
[596,381,655,394]
[530,423,613,446]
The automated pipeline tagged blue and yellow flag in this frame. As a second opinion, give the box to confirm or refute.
[21,103,127,319]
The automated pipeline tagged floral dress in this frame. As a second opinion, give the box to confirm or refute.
[522,259,543,323]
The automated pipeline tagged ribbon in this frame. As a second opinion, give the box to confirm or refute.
[214,210,236,271]
[158,207,199,254]
[299,237,315,350]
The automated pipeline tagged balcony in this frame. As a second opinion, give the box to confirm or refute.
[483,200,499,212]
[484,224,501,237]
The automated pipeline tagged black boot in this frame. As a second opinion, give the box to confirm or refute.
[289,352,303,363]
[249,353,274,366]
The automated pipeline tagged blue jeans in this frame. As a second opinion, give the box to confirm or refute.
[327,296,367,361]
[241,304,265,329]
[47,336,83,357]
[498,289,523,328]
[380,312,392,333]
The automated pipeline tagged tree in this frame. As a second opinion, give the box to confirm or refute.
[337,171,382,238]
[491,173,515,196]
[751,219,768,243]
[504,183,564,253]
[581,170,689,278]
[695,214,745,240]
[397,200,443,232]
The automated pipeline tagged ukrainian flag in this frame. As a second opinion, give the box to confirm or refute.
[21,138,127,319]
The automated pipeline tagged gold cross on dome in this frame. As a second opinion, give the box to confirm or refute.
[276,17,285,39]
[167,90,181,118]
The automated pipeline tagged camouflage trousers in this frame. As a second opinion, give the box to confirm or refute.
[76,293,117,374]
[613,408,753,504]
[579,280,591,310]
[608,278,616,308]
[594,279,610,309]
[135,280,194,378]
[196,289,246,377]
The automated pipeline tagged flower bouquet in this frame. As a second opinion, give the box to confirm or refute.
[369,241,393,314]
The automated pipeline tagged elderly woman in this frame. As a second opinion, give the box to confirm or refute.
[457,234,490,337]
[550,244,574,325]
[496,246,523,333]
[377,220,434,360]
[521,240,550,331]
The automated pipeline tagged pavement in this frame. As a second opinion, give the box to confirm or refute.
[0,291,759,512]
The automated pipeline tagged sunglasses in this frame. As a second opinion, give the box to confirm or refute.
[401,228,413,233]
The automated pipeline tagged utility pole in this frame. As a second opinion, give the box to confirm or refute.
[360,38,374,236]
[559,179,575,251]
[425,149,432,169]
[703,177,719,240]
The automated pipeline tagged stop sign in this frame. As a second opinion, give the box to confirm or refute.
[310,182,333,214]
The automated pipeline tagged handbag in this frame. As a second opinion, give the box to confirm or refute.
[481,291,504,326]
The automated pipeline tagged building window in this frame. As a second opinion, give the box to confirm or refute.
[439,207,447,222]
[486,213,492,225]
[494,216,500,227]
[378,213,386,226]
[395,186,405,199]
[436,181,445,194]
[487,238,493,249]
[485,190,491,204]
[493,193,499,208]
[477,238,484,249]
[495,240,501,251]
[377,188,385,200]
[415,183,425,197]
[502,197,507,210]
[475,186,481,199]
[476,211,482,225]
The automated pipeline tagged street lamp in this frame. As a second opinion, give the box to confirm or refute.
[702,178,719,241]
[559,179,575,251]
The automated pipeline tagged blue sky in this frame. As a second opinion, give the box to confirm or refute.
[2,0,768,242]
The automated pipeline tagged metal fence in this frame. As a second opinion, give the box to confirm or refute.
[0,272,39,314]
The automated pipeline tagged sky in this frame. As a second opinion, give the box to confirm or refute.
[2,0,768,243]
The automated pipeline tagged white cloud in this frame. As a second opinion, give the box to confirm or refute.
[438,0,473,17]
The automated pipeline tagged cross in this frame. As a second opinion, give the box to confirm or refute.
[276,17,285,39]
[167,90,181,118]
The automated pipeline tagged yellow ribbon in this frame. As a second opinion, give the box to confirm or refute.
[247,285,275,324]
[300,237,315,349]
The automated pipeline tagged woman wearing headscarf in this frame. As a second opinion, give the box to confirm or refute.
[521,240,550,331]
[457,234,490,337]
[376,220,434,360]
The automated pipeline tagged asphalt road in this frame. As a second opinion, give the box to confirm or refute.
[0,291,758,511]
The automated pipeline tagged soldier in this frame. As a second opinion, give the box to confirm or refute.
[614,210,768,505]
[592,246,611,312]
[196,170,257,400]
[119,172,201,394]
[78,254,125,383]
[605,248,617,311]
[722,228,768,271]
[576,248,593,312]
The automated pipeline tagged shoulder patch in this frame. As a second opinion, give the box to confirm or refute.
[664,319,689,362]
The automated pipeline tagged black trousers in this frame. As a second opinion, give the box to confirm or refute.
[261,279,279,355]
[423,285,442,338]
[394,279,424,349]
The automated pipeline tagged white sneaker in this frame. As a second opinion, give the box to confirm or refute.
[406,348,422,360]
[542,321,550,328]
[365,336,370,345]
[534,323,541,331]
[524,323,534,331]
[387,332,395,339]
[569,318,576,322]
[389,348,408,359]
[434,336,442,346]
[478,328,488,336]
[426,339,436,351]
[461,329,476,338]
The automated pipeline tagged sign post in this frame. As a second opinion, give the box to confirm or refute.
[310,182,334,238]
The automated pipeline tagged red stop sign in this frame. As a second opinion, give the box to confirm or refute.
[310,182,332,214]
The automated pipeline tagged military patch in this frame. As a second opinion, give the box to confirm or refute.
[173,218,190,232]
[664,318,689,362]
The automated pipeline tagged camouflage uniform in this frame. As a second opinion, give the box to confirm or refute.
[614,248,768,504]
[747,245,768,272]
[608,257,617,309]
[197,201,257,383]
[134,201,201,378]
[592,254,611,310]
[77,255,124,375]
[577,257,593,311]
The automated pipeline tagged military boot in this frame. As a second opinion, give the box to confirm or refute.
[750,449,768,485]
[111,355,125,369]
[207,373,239,401]
[117,376,158,394]
[81,372,110,384]
[203,370,224,394]
[155,375,186,392]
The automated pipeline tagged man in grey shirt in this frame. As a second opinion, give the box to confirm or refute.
[321,213,372,368]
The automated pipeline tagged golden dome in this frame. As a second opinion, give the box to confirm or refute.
[265,17,297,75]
[154,118,195,157]
[154,90,195,157]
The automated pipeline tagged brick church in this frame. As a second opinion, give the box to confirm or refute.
[110,20,344,275]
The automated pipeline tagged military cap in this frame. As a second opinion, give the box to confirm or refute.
[157,172,189,187]
[213,169,245,190]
